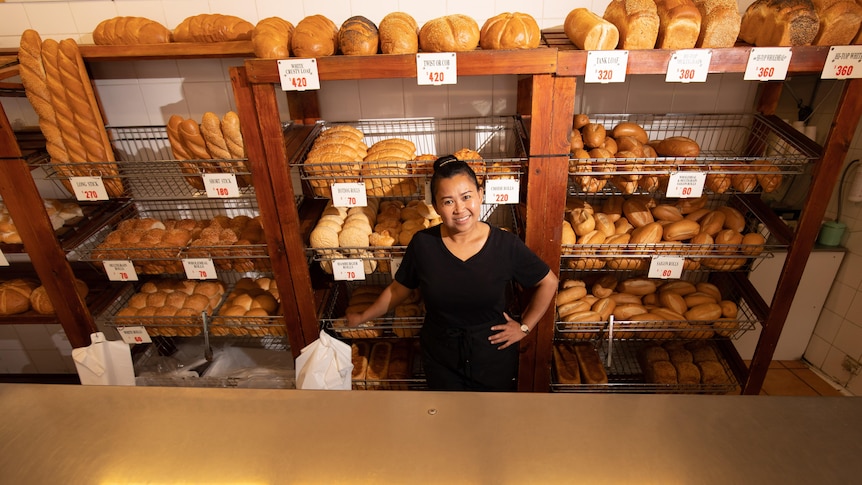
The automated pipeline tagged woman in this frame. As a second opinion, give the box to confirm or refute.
[347,155,558,391]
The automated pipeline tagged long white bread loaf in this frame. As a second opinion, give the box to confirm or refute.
[41,39,88,170]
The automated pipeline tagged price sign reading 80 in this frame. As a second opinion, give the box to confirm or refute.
[278,59,321,91]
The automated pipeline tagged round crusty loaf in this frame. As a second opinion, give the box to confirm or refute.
[0,279,38,315]
[30,279,89,315]
[338,16,379,55]
[292,15,339,57]
[93,16,171,45]
[479,12,541,50]
[379,12,419,54]
[173,14,254,43]
[252,17,295,58]
[419,15,480,52]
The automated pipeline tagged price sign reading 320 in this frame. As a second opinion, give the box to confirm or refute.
[585,50,629,84]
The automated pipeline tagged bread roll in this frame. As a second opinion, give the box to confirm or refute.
[0,280,37,315]
[378,12,419,54]
[419,15,480,52]
[479,12,541,50]
[173,14,254,43]
[603,0,661,49]
[655,0,703,49]
[339,16,379,55]
[654,136,700,157]
[739,0,820,46]
[252,17,295,58]
[693,0,742,48]
[564,8,620,50]
[292,15,339,57]
[93,16,172,45]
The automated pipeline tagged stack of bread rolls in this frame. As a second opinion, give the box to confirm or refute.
[555,276,739,339]
[639,340,730,385]
[166,112,248,191]
[334,285,386,338]
[90,217,195,274]
[212,277,282,337]
[304,125,366,198]
[0,199,82,245]
[553,341,609,384]
[362,138,417,197]
[113,279,225,337]
[352,340,413,390]
[18,31,124,197]
[0,279,39,316]
[185,215,267,272]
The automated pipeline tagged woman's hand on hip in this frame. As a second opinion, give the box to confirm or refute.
[489,312,526,350]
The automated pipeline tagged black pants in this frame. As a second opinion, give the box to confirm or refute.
[420,321,519,392]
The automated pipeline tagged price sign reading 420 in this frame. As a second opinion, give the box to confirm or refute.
[744,47,792,81]
[182,258,217,280]
[203,173,239,198]
[585,50,629,84]
[278,58,321,91]
[416,53,457,86]
[822,46,862,80]
[70,176,109,201]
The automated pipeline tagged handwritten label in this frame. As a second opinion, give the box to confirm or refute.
[333,258,365,281]
[203,173,239,198]
[744,47,792,81]
[417,53,457,85]
[648,256,684,279]
[666,49,711,83]
[103,260,138,282]
[182,258,217,280]
[666,171,706,198]
[585,50,628,84]
[118,326,152,345]
[483,179,520,205]
[70,176,109,201]
[278,58,321,91]
[331,182,368,207]
[0,250,7,266]
[821,46,862,79]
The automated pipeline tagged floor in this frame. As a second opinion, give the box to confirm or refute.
[756,360,847,396]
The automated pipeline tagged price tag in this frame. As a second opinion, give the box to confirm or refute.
[648,256,684,279]
[585,50,629,84]
[333,258,365,281]
[424,180,433,205]
[744,47,792,81]
[118,326,152,345]
[70,176,109,201]
[666,49,711,83]
[203,173,239,198]
[0,250,8,267]
[666,171,706,198]
[483,179,520,205]
[821,46,862,79]
[182,258,217,280]
[103,260,138,282]
[331,182,368,207]
[278,58,320,91]
[390,256,403,279]
[417,52,457,85]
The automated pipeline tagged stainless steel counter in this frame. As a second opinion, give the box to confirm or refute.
[1,383,860,484]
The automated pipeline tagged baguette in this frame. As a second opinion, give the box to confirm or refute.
[41,40,87,166]
[574,343,608,384]
[554,344,581,384]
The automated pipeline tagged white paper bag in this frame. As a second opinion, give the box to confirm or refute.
[71,332,135,386]
[295,330,353,390]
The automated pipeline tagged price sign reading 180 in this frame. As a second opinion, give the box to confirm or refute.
[417,53,457,86]
[744,47,792,81]
[278,58,321,91]
[821,46,862,80]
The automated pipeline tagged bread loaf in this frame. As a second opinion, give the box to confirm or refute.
[554,344,581,384]
[603,0,661,49]
[167,115,205,190]
[252,17,294,58]
[378,12,419,54]
[201,112,232,160]
[739,0,820,46]
[93,16,171,45]
[564,8,620,50]
[0,279,37,315]
[573,343,608,384]
[654,136,700,157]
[419,15,480,52]
[655,0,703,49]
[41,40,87,167]
[479,12,541,50]
[366,341,392,386]
[351,342,369,384]
[693,0,742,48]
[173,14,254,43]
[30,279,89,315]
[292,15,339,57]
[339,16,379,55]
[222,111,245,159]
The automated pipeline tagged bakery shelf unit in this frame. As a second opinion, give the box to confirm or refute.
[551,42,862,395]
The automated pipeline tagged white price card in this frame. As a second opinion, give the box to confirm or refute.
[0,250,7,266]
[333,258,366,281]
[744,47,792,81]
[203,173,239,198]
[417,52,457,85]
[666,171,706,198]
[666,49,712,83]
[118,326,152,345]
[182,258,217,280]
[648,256,685,279]
[390,256,403,279]
[331,182,368,207]
[278,58,321,91]
[70,176,109,201]
[821,46,862,79]
[483,179,520,205]
[585,50,629,84]
[424,180,433,205]
[103,260,138,282]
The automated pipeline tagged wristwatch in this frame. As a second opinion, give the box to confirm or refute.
[520,323,530,334]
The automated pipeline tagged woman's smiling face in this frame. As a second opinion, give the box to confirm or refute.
[433,173,483,234]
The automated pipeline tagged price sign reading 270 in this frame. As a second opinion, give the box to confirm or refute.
[278,58,321,91]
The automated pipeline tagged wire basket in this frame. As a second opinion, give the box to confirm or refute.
[291,116,528,199]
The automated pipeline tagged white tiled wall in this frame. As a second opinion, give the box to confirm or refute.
[1,0,859,385]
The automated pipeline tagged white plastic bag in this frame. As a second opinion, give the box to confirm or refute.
[71,332,135,386]
[295,330,353,390]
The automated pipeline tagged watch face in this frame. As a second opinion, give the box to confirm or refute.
[520,324,529,333]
